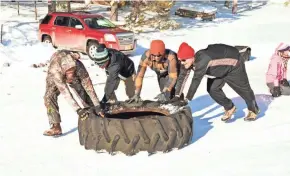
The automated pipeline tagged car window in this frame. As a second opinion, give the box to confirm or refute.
[41,15,52,24]
[69,18,83,28]
[84,17,116,29]
[54,16,70,27]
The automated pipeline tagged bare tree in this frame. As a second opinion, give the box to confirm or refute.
[110,0,119,21]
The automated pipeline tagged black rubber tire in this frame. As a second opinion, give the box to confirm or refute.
[86,41,99,60]
[78,100,193,156]
[42,35,57,49]
[43,36,52,43]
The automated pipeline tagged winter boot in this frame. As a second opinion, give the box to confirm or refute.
[221,106,237,122]
[232,4,238,14]
[43,123,62,136]
[244,110,260,122]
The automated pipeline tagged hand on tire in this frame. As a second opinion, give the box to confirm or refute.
[90,105,105,118]
[272,86,282,97]
[77,107,90,121]
[280,79,290,87]
[154,91,170,103]
[126,94,142,104]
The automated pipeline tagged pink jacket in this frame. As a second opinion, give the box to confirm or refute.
[266,43,289,86]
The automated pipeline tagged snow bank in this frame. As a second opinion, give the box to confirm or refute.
[0,42,55,69]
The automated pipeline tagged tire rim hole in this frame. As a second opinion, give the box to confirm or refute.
[106,110,168,119]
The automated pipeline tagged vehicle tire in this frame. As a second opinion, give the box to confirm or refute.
[86,41,99,60]
[43,36,52,43]
[42,35,57,48]
[78,100,193,156]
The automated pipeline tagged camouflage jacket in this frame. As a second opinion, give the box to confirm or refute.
[135,49,179,94]
[45,50,100,111]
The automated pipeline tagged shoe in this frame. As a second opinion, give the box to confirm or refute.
[221,106,237,122]
[244,110,260,122]
[43,123,62,136]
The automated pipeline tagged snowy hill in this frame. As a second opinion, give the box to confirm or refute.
[0,1,290,176]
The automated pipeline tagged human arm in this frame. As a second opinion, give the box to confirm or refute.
[134,51,149,95]
[103,63,121,101]
[76,61,100,106]
[186,53,211,100]
[174,64,191,97]
[53,72,81,111]
[162,54,178,93]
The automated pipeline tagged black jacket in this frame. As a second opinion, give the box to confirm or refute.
[104,49,135,100]
[178,44,241,100]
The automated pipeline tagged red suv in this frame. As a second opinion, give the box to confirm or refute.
[38,11,137,58]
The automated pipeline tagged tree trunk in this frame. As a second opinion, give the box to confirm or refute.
[17,1,19,15]
[130,1,141,22]
[34,1,37,20]
[1,24,3,44]
[110,1,118,21]
[67,1,71,12]
[49,0,57,12]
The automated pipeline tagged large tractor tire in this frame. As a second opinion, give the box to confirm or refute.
[78,100,193,156]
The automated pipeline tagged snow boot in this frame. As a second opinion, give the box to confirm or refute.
[232,4,238,14]
[221,106,237,122]
[43,123,62,136]
[244,110,260,122]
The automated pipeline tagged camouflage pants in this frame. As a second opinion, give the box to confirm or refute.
[109,74,135,102]
[44,80,94,125]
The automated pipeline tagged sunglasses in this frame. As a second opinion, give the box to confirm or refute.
[151,54,162,57]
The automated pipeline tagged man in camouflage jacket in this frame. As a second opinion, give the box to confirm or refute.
[127,40,180,103]
[43,50,101,136]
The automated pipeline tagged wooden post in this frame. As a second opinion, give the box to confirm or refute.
[67,1,71,12]
[34,1,37,20]
[17,1,19,15]
[1,24,3,44]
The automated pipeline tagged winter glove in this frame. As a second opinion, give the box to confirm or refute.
[168,93,185,103]
[169,96,189,106]
[100,95,108,109]
[126,94,142,104]
[154,91,171,103]
[280,79,290,87]
[90,105,105,118]
[77,107,90,121]
[271,86,282,97]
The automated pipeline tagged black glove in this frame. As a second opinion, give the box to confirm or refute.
[169,97,189,106]
[90,105,106,118]
[100,95,108,109]
[77,107,90,121]
[154,91,171,103]
[168,93,184,103]
[272,86,282,97]
[280,79,290,87]
[126,94,142,104]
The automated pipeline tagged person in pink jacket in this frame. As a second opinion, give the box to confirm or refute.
[266,43,290,97]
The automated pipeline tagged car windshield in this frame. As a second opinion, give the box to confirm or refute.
[84,17,116,29]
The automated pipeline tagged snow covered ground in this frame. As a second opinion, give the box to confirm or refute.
[1,1,290,176]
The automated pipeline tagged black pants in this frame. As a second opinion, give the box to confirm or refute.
[207,62,259,113]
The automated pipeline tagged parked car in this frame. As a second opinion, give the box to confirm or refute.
[38,11,137,58]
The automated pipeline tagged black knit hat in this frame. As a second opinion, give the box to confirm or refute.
[92,44,109,65]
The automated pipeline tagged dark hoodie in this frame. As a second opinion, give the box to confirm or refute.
[103,49,135,100]
[175,44,241,100]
